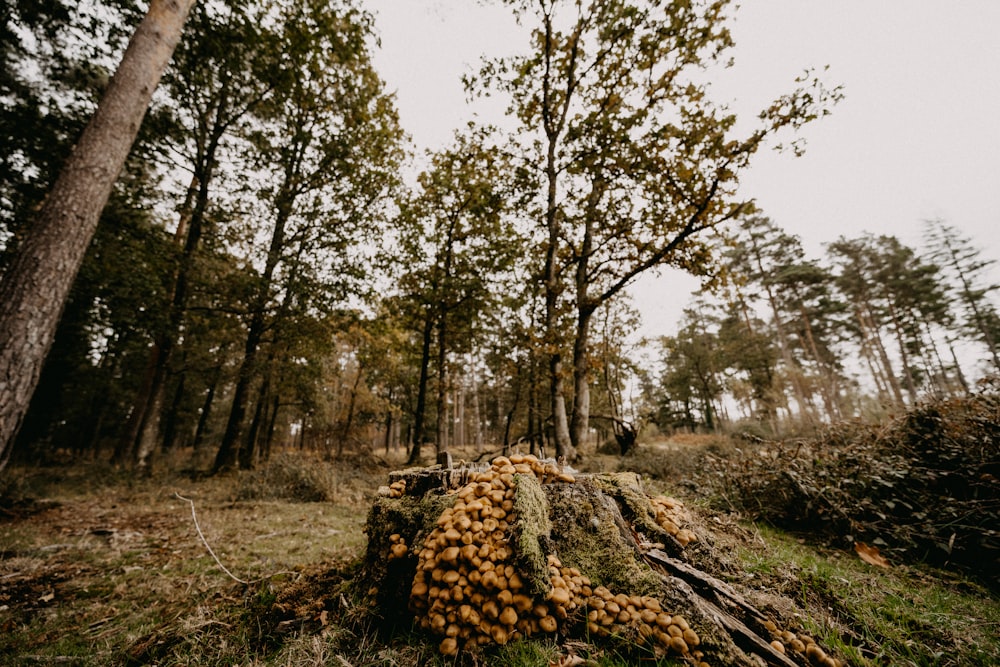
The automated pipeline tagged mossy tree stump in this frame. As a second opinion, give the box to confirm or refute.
[361,455,836,667]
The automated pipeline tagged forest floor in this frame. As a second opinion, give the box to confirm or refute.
[1,434,998,666]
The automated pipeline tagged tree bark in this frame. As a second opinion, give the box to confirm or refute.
[569,304,594,452]
[0,0,196,471]
[407,314,434,464]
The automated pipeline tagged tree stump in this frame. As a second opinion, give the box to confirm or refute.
[361,455,841,666]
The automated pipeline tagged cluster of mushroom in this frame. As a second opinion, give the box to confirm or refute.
[404,454,700,662]
[650,495,698,547]
[581,586,706,665]
[763,620,847,667]
[408,455,550,655]
[387,533,408,560]
[386,479,406,499]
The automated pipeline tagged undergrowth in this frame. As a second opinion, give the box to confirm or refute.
[236,452,343,502]
[735,523,1000,666]
[700,380,1000,591]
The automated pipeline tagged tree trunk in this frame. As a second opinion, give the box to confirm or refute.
[357,459,808,666]
[191,366,220,451]
[127,97,229,469]
[408,313,434,464]
[214,316,264,472]
[213,198,291,473]
[0,0,196,471]
[886,299,918,403]
[241,375,270,469]
[569,304,594,453]
[261,393,281,462]
[160,364,187,452]
[336,367,363,459]
[540,12,573,461]
[862,305,905,406]
[435,316,449,456]
[469,358,483,452]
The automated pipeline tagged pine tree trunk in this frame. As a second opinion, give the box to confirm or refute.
[0,0,196,471]
[886,300,918,403]
[863,305,905,406]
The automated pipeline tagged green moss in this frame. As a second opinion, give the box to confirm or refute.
[593,472,672,546]
[545,477,662,597]
[510,473,554,597]
[359,491,454,625]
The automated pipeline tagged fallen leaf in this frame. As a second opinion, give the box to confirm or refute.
[854,542,890,568]
[39,592,55,603]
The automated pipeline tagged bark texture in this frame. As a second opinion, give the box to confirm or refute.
[0,0,196,470]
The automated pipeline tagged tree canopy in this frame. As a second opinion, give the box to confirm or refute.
[0,0,995,474]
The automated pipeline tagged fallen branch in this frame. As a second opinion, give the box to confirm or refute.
[174,492,293,585]
[174,492,251,585]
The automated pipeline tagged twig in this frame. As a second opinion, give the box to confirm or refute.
[175,492,252,585]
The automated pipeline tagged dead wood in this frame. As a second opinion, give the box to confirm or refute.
[360,458,842,666]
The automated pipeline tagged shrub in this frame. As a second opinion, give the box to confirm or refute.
[704,380,1000,590]
[236,453,341,503]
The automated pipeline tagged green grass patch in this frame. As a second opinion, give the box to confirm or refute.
[738,523,1000,666]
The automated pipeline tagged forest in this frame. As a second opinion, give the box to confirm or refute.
[1,1,998,666]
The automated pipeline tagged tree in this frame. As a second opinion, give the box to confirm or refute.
[211,0,402,472]
[769,260,846,421]
[0,0,196,472]
[724,216,819,422]
[117,0,279,470]
[651,305,725,432]
[715,303,781,427]
[395,132,521,463]
[474,0,840,459]
[1,0,138,265]
[827,234,951,405]
[923,218,1000,374]
[14,195,176,462]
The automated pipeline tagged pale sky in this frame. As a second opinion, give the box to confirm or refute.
[364,1,1000,341]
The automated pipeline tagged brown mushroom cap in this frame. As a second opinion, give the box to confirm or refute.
[439,636,458,656]
[539,615,558,633]
[499,606,518,626]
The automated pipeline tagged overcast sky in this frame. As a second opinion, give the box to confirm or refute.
[364,1,1000,341]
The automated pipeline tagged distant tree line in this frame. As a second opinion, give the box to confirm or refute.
[2,0,991,474]
[642,217,1000,435]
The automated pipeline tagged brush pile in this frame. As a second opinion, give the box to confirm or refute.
[711,380,1000,589]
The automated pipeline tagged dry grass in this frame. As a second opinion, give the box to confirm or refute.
[0,454,379,666]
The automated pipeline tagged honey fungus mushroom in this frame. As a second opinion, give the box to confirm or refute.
[408,455,572,651]
[401,456,701,661]
[649,495,698,547]
[364,456,854,667]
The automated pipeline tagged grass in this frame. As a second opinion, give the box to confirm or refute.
[0,452,380,667]
[733,523,1000,666]
[2,442,998,666]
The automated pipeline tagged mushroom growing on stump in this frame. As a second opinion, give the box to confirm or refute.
[361,455,839,666]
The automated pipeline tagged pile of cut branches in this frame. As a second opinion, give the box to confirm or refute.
[707,378,1000,590]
